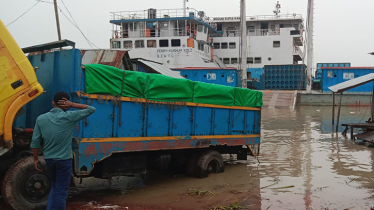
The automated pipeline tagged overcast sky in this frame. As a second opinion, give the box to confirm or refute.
[1,0,374,66]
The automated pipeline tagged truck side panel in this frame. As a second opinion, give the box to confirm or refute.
[73,95,261,175]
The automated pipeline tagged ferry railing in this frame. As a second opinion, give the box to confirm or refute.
[247,14,302,20]
[219,29,280,37]
[110,8,218,30]
[111,29,193,39]
[110,8,202,20]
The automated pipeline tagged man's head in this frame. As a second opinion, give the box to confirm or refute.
[52,92,70,111]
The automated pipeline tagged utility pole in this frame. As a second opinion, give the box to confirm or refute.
[306,0,314,93]
[240,0,248,88]
[53,0,62,41]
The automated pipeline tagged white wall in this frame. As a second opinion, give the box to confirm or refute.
[212,28,297,68]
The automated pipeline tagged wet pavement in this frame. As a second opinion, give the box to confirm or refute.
[3,106,374,209]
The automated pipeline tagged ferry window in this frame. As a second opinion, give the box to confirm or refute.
[221,43,228,49]
[247,57,253,64]
[198,25,204,32]
[171,39,181,47]
[204,26,208,34]
[293,24,299,30]
[147,40,157,48]
[248,26,255,33]
[231,58,238,64]
[159,39,169,47]
[135,40,144,48]
[279,24,284,28]
[213,43,220,49]
[217,23,223,31]
[112,41,121,49]
[229,42,236,49]
[285,24,292,28]
[130,23,136,31]
[123,41,132,49]
[273,41,280,48]
[223,58,230,64]
[255,57,262,64]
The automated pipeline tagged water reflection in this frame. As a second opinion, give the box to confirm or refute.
[256,106,374,209]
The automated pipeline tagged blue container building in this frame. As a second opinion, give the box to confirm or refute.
[322,67,374,93]
[172,67,238,87]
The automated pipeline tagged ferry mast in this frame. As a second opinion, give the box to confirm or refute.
[239,0,248,88]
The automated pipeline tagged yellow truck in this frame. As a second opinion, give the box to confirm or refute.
[0,19,45,209]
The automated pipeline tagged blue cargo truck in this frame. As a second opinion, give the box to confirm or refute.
[0,23,261,210]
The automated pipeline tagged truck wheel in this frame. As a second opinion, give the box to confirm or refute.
[196,150,224,178]
[2,157,50,210]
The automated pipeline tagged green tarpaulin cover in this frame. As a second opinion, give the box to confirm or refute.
[193,82,236,106]
[145,74,194,102]
[84,64,262,107]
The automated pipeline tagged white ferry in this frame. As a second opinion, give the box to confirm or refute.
[109,2,304,73]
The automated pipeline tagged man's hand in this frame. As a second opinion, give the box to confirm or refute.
[58,98,74,110]
[58,98,89,110]
[34,160,42,171]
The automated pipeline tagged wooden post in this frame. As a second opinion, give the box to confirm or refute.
[332,93,335,131]
[336,93,343,132]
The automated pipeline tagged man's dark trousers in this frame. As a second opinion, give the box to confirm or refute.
[45,159,72,210]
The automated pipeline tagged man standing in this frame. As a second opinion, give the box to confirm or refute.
[31,92,96,210]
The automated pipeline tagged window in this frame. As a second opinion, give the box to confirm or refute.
[255,57,262,64]
[135,40,144,48]
[247,57,254,64]
[285,24,292,28]
[279,24,284,28]
[217,23,223,31]
[171,39,181,47]
[123,41,133,48]
[159,39,169,47]
[213,43,220,49]
[147,40,156,48]
[130,23,136,31]
[223,58,230,64]
[204,26,208,34]
[112,41,121,49]
[248,26,255,32]
[221,42,228,49]
[229,42,236,49]
[198,25,204,32]
[231,58,238,64]
[273,41,281,48]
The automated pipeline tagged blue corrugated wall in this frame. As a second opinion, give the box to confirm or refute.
[322,68,374,93]
[172,68,237,87]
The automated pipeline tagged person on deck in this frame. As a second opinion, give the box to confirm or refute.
[31,92,96,210]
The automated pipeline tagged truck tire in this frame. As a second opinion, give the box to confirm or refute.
[2,157,50,210]
[196,150,224,178]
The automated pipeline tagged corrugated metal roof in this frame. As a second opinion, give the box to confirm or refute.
[80,50,128,68]
[328,73,374,93]
[138,60,184,79]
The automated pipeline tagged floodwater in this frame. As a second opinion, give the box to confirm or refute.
[3,106,374,210]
